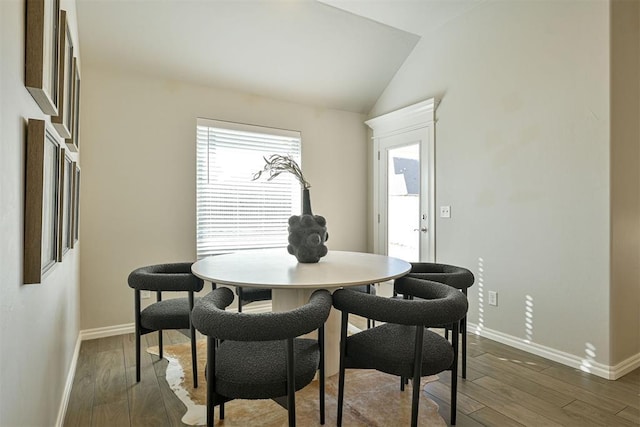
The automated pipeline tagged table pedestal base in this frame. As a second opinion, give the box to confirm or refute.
[272,288,341,377]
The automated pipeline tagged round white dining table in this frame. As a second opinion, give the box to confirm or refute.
[191,249,411,376]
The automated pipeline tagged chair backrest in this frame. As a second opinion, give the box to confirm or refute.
[333,278,468,327]
[128,262,204,292]
[408,262,474,290]
[192,287,332,341]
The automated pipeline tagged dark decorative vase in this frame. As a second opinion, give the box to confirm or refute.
[287,189,328,263]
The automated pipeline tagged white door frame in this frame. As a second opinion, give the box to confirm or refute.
[366,98,436,261]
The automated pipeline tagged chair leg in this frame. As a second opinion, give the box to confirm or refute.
[190,326,198,388]
[461,316,467,379]
[319,325,325,425]
[134,290,141,383]
[237,287,243,313]
[286,338,296,427]
[451,322,460,425]
[411,325,425,427]
[461,288,468,379]
[189,291,198,388]
[157,291,163,359]
[215,338,225,420]
[135,330,141,382]
[206,336,215,427]
[366,285,372,329]
[400,374,410,391]
[337,312,348,427]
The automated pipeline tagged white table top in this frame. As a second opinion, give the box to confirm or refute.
[191,249,411,289]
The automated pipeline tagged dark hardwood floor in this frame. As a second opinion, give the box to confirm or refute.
[63,326,639,427]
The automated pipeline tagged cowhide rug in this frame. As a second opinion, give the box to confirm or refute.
[148,340,446,426]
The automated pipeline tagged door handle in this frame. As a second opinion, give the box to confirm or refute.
[413,227,428,233]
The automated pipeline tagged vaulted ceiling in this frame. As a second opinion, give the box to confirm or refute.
[76,0,482,114]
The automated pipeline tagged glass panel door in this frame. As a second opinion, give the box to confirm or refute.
[377,126,433,263]
[387,143,420,260]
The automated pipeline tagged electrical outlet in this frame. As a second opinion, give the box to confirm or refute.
[141,290,151,299]
[488,291,498,306]
[440,206,451,218]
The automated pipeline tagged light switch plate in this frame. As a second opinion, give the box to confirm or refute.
[489,291,498,306]
[440,206,451,218]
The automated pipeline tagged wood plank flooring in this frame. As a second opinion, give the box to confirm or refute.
[64,327,639,426]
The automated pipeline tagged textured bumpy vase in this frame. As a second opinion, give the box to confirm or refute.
[287,189,328,263]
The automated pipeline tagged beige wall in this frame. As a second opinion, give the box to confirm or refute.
[610,0,640,366]
[370,1,615,364]
[79,66,368,330]
[0,0,82,425]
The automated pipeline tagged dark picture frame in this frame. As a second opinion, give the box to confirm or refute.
[62,155,73,253]
[65,57,80,152]
[24,119,60,284]
[69,161,77,249]
[51,10,73,138]
[25,0,61,115]
[72,164,80,244]
[56,148,74,260]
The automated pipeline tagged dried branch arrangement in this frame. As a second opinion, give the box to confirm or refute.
[252,154,310,189]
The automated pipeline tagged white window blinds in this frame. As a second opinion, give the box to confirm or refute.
[196,118,302,259]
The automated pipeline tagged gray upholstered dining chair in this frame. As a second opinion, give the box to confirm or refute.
[127,262,204,387]
[333,277,468,426]
[192,287,332,427]
[402,262,475,378]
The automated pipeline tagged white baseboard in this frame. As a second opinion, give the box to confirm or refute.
[55,334,82,427]
[80,323,135,340]
[611,352,640,379]
[468,322,640,380]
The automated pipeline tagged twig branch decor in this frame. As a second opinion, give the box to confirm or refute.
[252,154,310,189]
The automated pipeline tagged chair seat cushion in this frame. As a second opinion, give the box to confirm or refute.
[214,338,319,399]
[141,298,191,330]
[345,323,454,378]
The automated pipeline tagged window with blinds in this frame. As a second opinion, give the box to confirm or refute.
[196,118,302,259]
